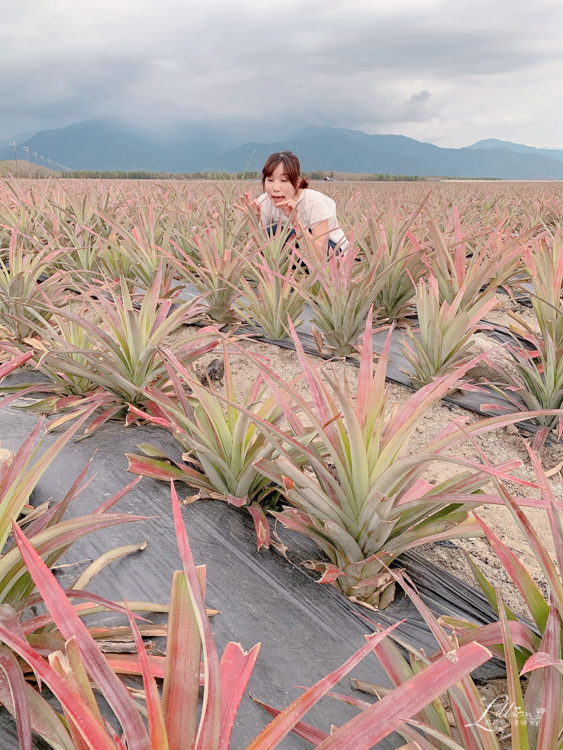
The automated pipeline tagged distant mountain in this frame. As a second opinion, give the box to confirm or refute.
[206,134,430,174]
[206,127,563,179]
[0,118,231,172]
[1,119,562,178]
[468,138,563,163]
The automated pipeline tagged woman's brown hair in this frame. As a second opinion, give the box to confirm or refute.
[262,151,309,191]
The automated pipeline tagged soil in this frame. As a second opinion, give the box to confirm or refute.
[486,304,538,333]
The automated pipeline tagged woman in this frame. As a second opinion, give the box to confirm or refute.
[241,151,348,255]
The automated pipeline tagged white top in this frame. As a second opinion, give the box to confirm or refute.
[258,189,348,251]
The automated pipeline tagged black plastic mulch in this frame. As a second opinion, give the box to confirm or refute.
[0,402,513,749]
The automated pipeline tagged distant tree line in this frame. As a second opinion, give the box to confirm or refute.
[59,171,172,179]
[368,173,425,181]
[16,167,503,182]
[304,170,427,182]
[440,175,502,181]
[306,171,334,180]
[58,170,263,180]
[57,169,427,181]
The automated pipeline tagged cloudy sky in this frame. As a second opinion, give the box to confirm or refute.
[1,0,562,148]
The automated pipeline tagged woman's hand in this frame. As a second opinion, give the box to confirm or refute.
[275,198,298,218]
[234,191,262,220]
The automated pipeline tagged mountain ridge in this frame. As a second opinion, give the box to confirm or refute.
[206,130,563,179]
[468,138,563,163]
[1,119,563,178]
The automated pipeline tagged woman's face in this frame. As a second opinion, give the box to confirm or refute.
[264,162,297,206]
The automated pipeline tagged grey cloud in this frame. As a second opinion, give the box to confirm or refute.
[1,0,562,145]
[0,58,152,121]
[410,92,431,103]
[177,0,561,78]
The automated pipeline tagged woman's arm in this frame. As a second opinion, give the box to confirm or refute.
[294,218,330,256]
[276,197,331,256]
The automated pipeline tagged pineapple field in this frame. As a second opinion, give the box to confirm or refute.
[1,176,563,749]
